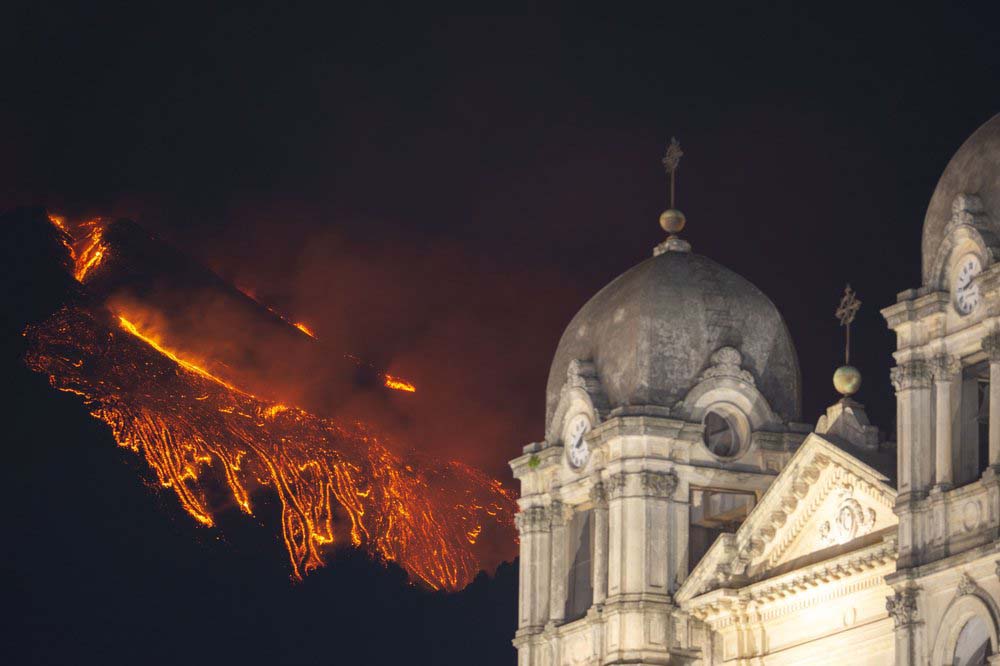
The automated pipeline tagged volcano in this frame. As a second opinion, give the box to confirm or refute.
[18,209,517,591]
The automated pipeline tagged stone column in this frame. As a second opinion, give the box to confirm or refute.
[515,505,552,630]
[984,333,1000,468]
[890,360,934,497]
[931,355,960,489]
[548,501,568,624]
[590,482,609,606]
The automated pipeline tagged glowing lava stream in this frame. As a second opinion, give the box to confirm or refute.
[71,217,109,282]
[27,214,516,590]
[293,321,318,339]
[384,375,417,393]
[116,315,248,395]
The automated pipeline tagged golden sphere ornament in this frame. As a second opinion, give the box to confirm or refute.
[659,208,686,234]
[833,365,862,396]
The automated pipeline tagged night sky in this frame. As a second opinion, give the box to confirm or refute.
[3,3,1000,665]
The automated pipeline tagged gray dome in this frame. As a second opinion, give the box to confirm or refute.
[545,249,802,432]
[922,113,1000,284]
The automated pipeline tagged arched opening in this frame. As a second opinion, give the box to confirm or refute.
[932,593,1000,666]
[954,616,990,666]
[957,361,991,486]
[564,509,593,621]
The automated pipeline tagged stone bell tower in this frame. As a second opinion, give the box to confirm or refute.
[881,114,1000,666]
[510,142,809,665]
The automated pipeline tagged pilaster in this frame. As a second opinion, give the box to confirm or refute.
[886,587,923,666]
[548,501,568,625]
[931,355,961,489]
[983,333,1000,468]
[891,359,934,498]
[605,470,678,598]
[515,504,552,630]
[590,482,609,607]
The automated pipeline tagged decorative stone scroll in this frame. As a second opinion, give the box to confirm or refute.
[886,588,919,628]
[567,359,600,390]
[949,193,986,229]
[564,359,611,416]
[956,572,979,598]
[889,360,932,392]
[589,481,607,507]
[698,346,755,386]
[641,470,679,498]
[818,483,877,547]
[930,355,961,380]
[606,472,628,499]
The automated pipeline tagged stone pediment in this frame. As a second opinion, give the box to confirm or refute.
[676,433,897,603]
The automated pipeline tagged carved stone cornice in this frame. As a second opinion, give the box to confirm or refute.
[930,355,961,381]
[890,360,932,392]
[515,505,551,534]
[983,333,1000,363]
[686,539,896,620]
[641,470,679,498]
[886,588,919,628]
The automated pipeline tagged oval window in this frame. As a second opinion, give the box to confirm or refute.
[703,410,741,458]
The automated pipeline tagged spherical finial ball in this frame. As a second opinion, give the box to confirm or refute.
[659,209,686,234]
[833,365,862,396]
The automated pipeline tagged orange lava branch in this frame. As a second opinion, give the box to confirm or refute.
[71,218,109,282]
[293,321,318,339]
[384,375,417,393]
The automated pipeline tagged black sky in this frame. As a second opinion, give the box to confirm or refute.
[3,3,1000,665]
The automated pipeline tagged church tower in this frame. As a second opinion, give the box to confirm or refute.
[881,114,1000,665]
[509,143,811,665]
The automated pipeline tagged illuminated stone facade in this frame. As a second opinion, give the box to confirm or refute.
[511,113,1000,665]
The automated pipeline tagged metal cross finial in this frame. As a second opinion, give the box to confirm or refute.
[836,284,862,365]
[662,137,683,208]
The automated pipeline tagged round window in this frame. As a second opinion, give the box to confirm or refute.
[703,410,742,458]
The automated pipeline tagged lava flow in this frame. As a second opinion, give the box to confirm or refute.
[22,213,517,590]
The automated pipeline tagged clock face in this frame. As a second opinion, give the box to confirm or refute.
[565,414,591,469]
[954,254,982,315]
